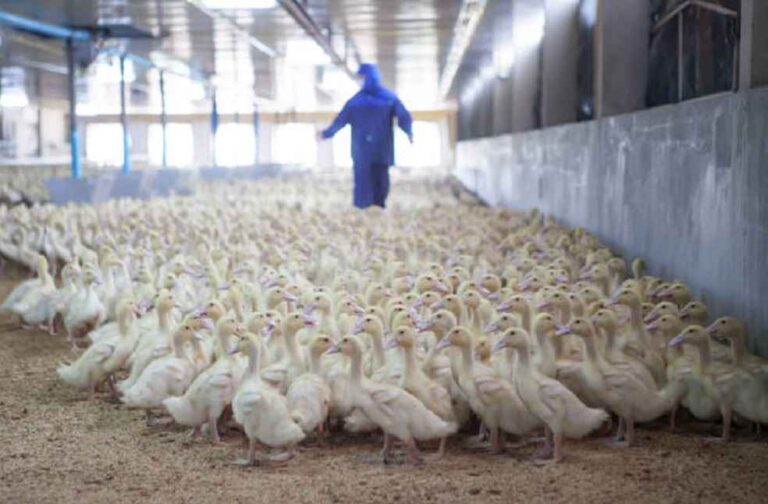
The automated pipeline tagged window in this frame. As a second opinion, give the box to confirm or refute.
[86,123,124,167]
[214,123,257,167]
[395,121,442,169]
[272,123,317,167]
[647,0,740,107]
[148,123,194,168]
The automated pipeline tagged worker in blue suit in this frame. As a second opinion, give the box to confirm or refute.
[318,63,413,208]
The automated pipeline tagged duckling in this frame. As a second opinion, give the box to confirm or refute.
[0,254,51,317]
[493,328,608,463]
[117,291,178,395]
[436,327,541,453]
[121,323,203,424]
[2,254,56,329]
[327,335,456,464]
[388,326,457,459]
[558,319,685,446]
[287,334,333,435]
[163,316,244,443]
[233,333,305,465]
[63,267,106,350]
[57,299,140,399]
[609,288,666,386]
[708,317,768,383]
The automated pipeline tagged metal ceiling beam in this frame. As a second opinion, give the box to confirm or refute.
[438,0,487,99]
[0,10,90,41]
[277,0,357,79]
[185,0,278,58]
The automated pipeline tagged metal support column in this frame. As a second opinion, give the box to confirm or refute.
[119,55,131,173]
[253,107,259,166]
[211,89,218,167]
[66,39,81,179]
[677,13,684,102]
[159,70,168,169]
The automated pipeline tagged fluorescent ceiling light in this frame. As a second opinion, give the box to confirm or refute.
[201,0,277,9]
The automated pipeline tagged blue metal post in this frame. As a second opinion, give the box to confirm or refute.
[253,107,259,166]
[211,90,219,168]
[66,38,81,179]
[119,55,131,173]
[159,70,168,169]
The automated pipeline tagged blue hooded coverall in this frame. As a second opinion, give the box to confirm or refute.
[321,63,413,208]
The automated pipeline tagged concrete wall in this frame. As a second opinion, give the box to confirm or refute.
[456,87,768,355]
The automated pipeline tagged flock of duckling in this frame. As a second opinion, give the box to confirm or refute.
[1,178,766,466]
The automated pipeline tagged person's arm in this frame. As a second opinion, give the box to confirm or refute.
[320,102,351,139]
[394,99,413,143]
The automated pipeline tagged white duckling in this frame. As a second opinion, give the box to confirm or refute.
[388,326,457,459]
[436,326,541,453]
[558,318,684,446]
[646,314,720,430]
[63,267,106,349]
[57,299,140,399]
[327,335,456,464]
[11,255,57,329]
[0,254,54,320]
[493,328,608,463]
[118,290,178,393]
[260,311,313,393]
[121,322,203,424]
[609,288,666,386]
[287,334,334,435]
[233,333,306,465]
[163,316,244,443]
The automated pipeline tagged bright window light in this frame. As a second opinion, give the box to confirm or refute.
[285,39,331,66]
[332,127,353,168]
[0,87,29,108]
[395,121,442,170]
[215,123,257,167]
[86,123,124,167]
[148,123,195,168]
[272,123,317,167]
[201,0,278,9]
[514,12,545,52]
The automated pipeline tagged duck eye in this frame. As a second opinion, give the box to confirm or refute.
[720,320,726,325]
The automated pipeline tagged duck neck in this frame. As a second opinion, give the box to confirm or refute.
[516,305,532,333]
[284,327,303,369]
[535,327,556,364]
[118,313,134,339]
[580,334,603,366]
[401,345,419,380]
[459,343,474,377]
[172,333,187,358]
[246,343,262,377]
[217,332,233,361]
[728,336,746,366]
[628,303,652,349]
[558,302,571,325]
[695,341,712,370]
[515,346,532,374]
[349,351,364,389]
[158,308,172,333]
[601,325,619,356]
[308,350,323,375]
[369,324,386,370]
